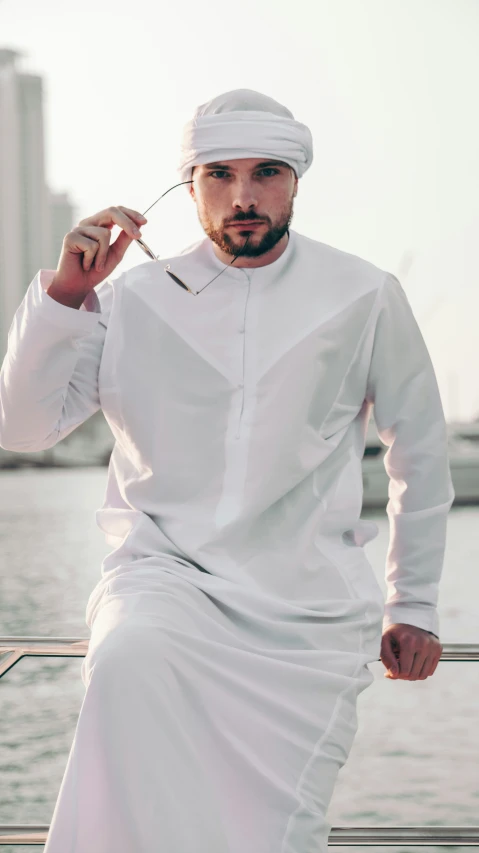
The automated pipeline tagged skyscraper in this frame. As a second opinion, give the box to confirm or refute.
[0,48,74,358]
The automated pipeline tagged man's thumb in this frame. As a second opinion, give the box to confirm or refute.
[109,229,135,265]
[382,634,399,674]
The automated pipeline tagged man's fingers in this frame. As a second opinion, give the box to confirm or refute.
[108,228,135,266]
[395,635,419,678]
[382,653,399,676]
[75,226,111,271]
[117,205,148,226]
[79,206,147,240]
[427,650,442,677]
[408,650,429,679]
[416,656,432,679]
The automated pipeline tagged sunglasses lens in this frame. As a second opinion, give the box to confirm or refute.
[137,238,156,259]
[165,269,191,292]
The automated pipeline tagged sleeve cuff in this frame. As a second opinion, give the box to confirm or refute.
[36,270,103,331]
[382,603,440,637]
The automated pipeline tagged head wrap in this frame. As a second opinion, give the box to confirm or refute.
[177,88,313,190]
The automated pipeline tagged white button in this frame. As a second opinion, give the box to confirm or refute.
[237,382,244,389]
[239,327,245,334]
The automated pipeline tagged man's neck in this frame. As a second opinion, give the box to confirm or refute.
[211,231,289,269]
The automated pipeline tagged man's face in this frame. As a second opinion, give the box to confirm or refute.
[189,157,298,258]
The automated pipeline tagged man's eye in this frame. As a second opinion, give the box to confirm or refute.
[208,168,279,179]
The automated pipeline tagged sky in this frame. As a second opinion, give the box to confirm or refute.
[1,0,478,422]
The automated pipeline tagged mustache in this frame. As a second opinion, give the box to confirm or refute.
[228,216,267,224]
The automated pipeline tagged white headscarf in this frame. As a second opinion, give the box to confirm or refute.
[177,88,313,190]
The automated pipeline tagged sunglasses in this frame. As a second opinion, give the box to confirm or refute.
[134,180,253,295]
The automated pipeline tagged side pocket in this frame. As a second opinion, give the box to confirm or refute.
[313,444,363,535]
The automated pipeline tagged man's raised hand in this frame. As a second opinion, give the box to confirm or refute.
[50,205,148,299]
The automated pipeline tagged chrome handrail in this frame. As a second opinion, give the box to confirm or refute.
[0,823,478,846]
[1,638,478,847]
[1,638,478,680]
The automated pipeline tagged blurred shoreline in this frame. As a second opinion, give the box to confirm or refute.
[1,412,479,508]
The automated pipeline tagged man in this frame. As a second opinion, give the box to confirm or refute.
[0,89,454,853]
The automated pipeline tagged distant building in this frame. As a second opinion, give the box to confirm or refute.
[0,49,113,462]
[0,48,74,359]
[0,49,23,359]
[49,190,75,270]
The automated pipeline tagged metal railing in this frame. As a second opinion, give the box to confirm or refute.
[1,637,478,847]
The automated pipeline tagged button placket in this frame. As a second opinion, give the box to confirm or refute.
[235,271,251,438]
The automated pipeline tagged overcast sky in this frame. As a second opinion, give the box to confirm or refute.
[1,0,477,421]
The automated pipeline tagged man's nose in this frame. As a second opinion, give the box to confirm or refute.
[231,181,258,209]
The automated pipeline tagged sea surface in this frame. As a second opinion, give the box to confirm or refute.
[0,468,478,852]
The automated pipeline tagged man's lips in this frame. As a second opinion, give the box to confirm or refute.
[229,221,265,227]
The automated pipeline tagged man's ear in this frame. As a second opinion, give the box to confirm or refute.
[291,170,299,198]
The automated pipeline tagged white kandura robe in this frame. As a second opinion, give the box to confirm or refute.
[0,228,454,852]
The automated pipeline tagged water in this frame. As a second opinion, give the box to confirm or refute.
[0,468,478,852]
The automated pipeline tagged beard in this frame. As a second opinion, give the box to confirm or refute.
[198,201,294,258]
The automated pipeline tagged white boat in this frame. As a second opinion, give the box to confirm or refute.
[447,418,479,446]
[362,420,479,507]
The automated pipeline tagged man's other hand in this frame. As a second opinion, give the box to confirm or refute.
[380,623,443,680]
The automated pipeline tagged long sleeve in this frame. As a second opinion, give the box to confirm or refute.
[365,272,455,637]
[0,269,115,452]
